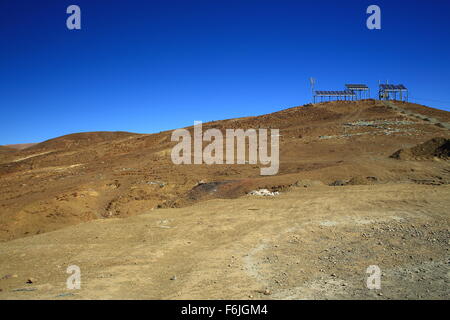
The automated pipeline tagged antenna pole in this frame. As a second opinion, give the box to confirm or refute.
[310,77,316,103]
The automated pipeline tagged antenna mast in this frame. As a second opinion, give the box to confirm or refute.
[310,77,316,103]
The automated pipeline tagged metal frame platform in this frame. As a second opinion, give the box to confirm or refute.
[378,84,408,101]
[314,90,356,103]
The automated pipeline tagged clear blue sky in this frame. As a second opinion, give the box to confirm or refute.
[1,0,449,144]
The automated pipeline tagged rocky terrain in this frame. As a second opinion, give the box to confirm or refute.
[0,99,449,299]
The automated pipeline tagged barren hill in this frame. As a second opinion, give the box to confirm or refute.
[0,100,449,242]
[27,131,140,152]
[0,99,449,300]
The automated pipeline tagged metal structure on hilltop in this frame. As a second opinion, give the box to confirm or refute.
[378,83,408,101]
[313,90,356,103]
[312,80,368,103]
[311,80,409,104]
[345,84,370,100]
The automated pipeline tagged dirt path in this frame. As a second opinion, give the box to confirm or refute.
[0,183,448,300]
[383,101,450,129]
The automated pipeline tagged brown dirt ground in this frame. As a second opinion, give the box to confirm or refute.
[0,146,16,154]
[0,183,449,299]
[391,137,449,160]
[4,143,37,151]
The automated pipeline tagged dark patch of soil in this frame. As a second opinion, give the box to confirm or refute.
[391,137,450,160]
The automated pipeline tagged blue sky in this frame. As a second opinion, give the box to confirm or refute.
[1,0,449,144]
